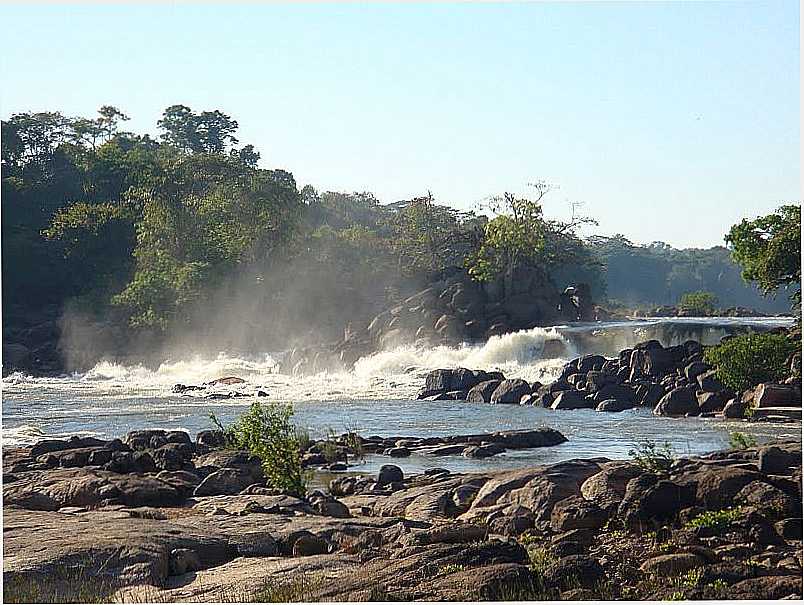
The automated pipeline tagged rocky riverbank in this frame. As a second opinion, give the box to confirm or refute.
[3,429,802,601]
[417,338,802,421]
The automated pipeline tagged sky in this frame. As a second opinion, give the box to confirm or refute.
[0,1,799,248]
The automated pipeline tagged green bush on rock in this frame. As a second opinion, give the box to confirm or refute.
[210,402,307,497]
[704,332,797,392]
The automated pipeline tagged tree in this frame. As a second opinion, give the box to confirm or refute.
[157,105,239,154]
[726,205,801,310]
[391,192,477,276]
[466,189,547,282]
[678,290,718,316]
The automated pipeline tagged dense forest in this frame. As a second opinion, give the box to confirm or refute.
[0,105,794,369]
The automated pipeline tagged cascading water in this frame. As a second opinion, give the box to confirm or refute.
[2,317,797,470]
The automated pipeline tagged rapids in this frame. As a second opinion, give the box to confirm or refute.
[2,317,798,473]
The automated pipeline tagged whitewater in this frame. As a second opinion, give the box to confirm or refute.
[3,318,798,472]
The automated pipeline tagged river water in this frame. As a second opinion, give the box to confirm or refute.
[2,317,799,474]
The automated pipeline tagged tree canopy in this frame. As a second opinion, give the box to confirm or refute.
[725,204,801,309]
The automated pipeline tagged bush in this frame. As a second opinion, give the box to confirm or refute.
[704,332,798,392]
[678,291,718,316]
[628,439,675,474]
[684,508,741,533]
[728,431,757,450]
[210,402,307,497]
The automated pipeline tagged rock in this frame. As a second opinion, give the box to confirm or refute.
[551,540,585,558]
[235,531,281,557]
[697,391,728,414]
[755,383,800,407]
[595,399,633,412]
[723,398,748,418]
[585,370,617,392]
[759,444,801,474]
[155,470,201,497]
[550,496,607,531]
[490,379,531,404]
[551,390,593,410]
[685,361,711,383]
[697,370,725,393]
[654,386,699,416]
[638,383,665,407]
[467,380,503,403]
[677,465,763,509]
[312,498,351,518]
[387,447,411,458]
[196,430,226,448]
[208,376,246,386]
[491,428,567,449]
[114,476,184,507]
[640,553,704,576]
[169,548,202,576]
[727,576,803,600]
[424,369,453,393]
[542,555,605,590]
[581,462,642,512]
[292,533,329,556]
[193,468,258,497]
[735,481,798,518]
[775,518,803,540]
[618,476,695,528]
[577,355,606,373]
[377,465,404,487]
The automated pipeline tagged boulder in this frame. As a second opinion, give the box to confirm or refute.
[722,398,747,418]
[697,391,728,414]
[684,361,711,383]
[542,555,605,590]
[755,383,800,407]
[727,576,802,600]
[193,468,257,497]
[758,443,801,475]
[581,462,642,512]
[618,475,695,527]
[377,465,404,487]
[551,390,593,410]
[595,399,633,412]
[640,553,704,577]
[638,383,665,407]
[697,370,725,393]
[550,496,607,531]
[490,379,531,404]
[735,481,798,519]
[467,380,503,403]
[654,386,699,416]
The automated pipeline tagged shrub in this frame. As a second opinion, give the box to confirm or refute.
[210,402,307,497]
[628,439,675,474]
[728,431,757,450]
[684,508,741,533]
[678,291,718,316]
[704,332,798,392]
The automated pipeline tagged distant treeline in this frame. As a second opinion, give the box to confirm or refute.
[585,237,789,313]
[0,105,789,351]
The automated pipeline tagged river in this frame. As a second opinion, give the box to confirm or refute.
[2,317,798,474]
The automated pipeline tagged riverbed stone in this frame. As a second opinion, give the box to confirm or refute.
[490,379,531,404]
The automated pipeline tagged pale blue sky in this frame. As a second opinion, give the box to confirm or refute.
[1,2,799,247]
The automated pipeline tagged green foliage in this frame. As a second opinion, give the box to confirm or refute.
[728,431,757,450]
[678,290,718,316]
[467,191,547,282]
[684,508,741,533]
[210,402,307,497]
[628,439,675,474]
[588,235,790,313]
[726,205,801,309]
[704,332,798,392]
